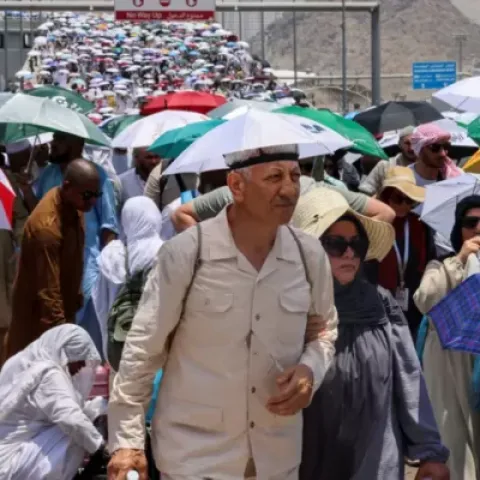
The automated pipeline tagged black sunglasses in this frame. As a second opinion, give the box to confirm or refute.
[390,191,417,207]
[428,143,450,153]
[81,190,103,201]
[461,216,480,230]
[321,235,368,259]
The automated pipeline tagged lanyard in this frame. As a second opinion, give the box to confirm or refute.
[393,220,409,288]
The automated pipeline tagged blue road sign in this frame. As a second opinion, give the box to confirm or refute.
[412,61,457,90]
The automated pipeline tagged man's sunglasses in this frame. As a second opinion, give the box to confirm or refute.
[321,235,368,259]
[427,143,450,153]
[81,190,103,201]
[461,216,480,230]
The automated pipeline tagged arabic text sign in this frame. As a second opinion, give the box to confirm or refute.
[114,0,215,21]
[412,61,457,90]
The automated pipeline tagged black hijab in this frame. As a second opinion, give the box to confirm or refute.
[329,215,387,326]
[450,195,480,253]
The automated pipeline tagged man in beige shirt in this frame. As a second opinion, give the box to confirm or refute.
[107,145,338,480]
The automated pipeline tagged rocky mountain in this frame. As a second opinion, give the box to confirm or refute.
[249,0,480,81]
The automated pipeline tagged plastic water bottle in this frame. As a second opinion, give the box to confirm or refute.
[126,471,139,480]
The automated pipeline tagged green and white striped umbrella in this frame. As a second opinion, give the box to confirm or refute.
[0,94,111,147]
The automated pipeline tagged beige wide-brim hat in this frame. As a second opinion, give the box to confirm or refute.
[292,188,395,261]
[380,166,425,203]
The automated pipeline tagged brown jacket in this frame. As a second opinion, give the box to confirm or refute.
[5,187,84,358]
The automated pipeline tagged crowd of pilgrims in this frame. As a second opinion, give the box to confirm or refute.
[0,22,478,478]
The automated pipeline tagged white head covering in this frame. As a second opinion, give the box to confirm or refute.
[97,196,163,284]
[0,325,100,421]
[5,139,31,155]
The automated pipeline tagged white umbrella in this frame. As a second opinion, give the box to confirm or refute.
[379,118,478,150]
[112,110,207,149]
[421,174,480,239]
[433,76,480,113]
[164,109,352,175]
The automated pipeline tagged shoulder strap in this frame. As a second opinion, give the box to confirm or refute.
[287,226,312,290]
[124,246,130,280]
[158,173,169,211]
[167,223,202,352]
[181,222,202,312]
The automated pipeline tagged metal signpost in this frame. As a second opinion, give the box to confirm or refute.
[114,0,216,21]
[412,61,457,90]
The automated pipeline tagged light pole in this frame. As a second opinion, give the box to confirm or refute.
[454,34,467,80]
[341,0,347,114]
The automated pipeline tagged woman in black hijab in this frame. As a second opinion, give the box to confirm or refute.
[293,189,449,480]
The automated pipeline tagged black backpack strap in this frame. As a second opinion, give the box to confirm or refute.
[287,226,312,290]
[157,173,169,211]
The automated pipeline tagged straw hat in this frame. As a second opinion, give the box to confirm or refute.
[292,188,395,261]
[380,166,425,203]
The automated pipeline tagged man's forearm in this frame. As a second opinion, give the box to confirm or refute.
[364,198,395,223]
[171,206,199,233]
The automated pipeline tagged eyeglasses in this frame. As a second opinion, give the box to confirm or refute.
[321,235,368,259]
[390,191,417,207]
[428,143,450,153]
[461,216,480,230]
[81,190,103,201]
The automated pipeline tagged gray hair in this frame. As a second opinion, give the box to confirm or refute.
[234,166,253,180]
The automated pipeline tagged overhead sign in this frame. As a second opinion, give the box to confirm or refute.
[412,61,457,90]
[114,0,216,21]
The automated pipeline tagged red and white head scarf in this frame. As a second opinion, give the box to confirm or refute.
[411,123,462,179]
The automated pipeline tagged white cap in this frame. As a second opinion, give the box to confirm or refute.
[224,144,299,169]
[126,472,139,480]
[5,139,31,154]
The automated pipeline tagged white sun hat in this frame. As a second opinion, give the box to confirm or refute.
[292,188,395,261]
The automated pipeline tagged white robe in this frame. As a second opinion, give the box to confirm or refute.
[0,325,104,480]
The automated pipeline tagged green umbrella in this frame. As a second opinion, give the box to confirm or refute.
[100,114,142,139]
[467,117,480,144]
[0,94,111,147]
[25,85,95,114]
[148,119,225,158]
[274,105,388,159]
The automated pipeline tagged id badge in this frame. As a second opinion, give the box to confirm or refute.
[395,287,409,311]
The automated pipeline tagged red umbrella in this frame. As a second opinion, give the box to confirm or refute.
[141,91,226,116]
[0,170,16,231]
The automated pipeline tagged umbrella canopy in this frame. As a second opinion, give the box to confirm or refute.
[208,98,279,118]
[428,274,480,355]
[274,106,388,159]
[148,119,225,158]
[0,169,15,231]
[141,91,226,116]
[112,110,208,149]
[25,85,95,114]
[164,109,352,175]
[420,174,480,239]
[462,150,480,173]
[100,114,142,138]
[0,94,111,147]
[433,76,480,113]
[379,118,478,160]
[466,117,480,145]
[354,101,443,135]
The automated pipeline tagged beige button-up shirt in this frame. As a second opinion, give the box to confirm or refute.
[109,208,338,479]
